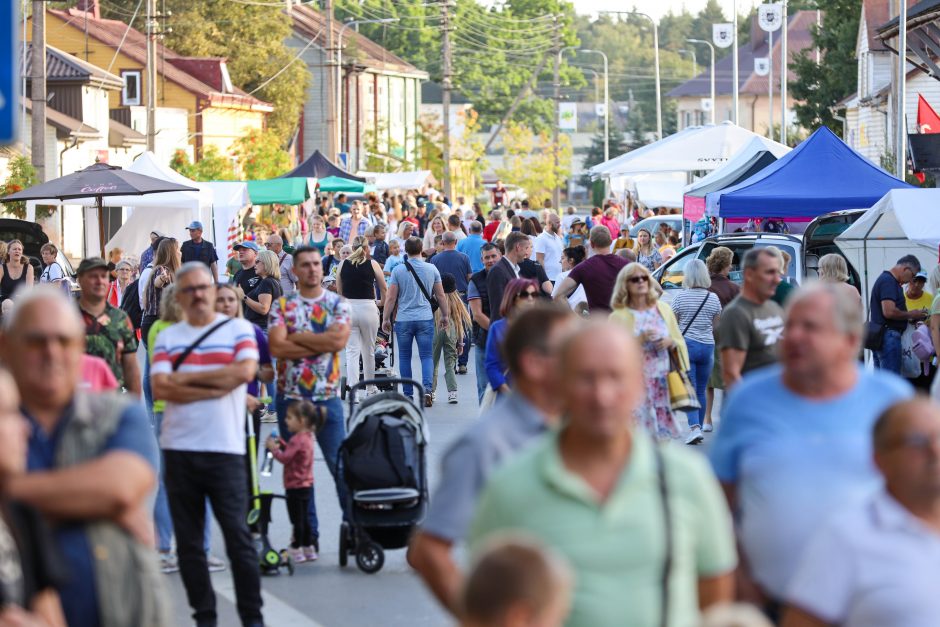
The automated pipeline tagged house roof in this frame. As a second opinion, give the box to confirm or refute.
[45,7,272,112]
[24,43,124,89]
[667,11,816,99]
[879,0,940,38]
[23,97,101,140]
[862,0,892,52]
[288,4,428,79]
[108,118,146,147]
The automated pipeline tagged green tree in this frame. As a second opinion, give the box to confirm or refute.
[169,146,237,182]
[579,124,626,187]
[789,0,861,135]
[0,156,54,220]
[102,0,307,145]
[495,122,572,205]
[231,129,292,180]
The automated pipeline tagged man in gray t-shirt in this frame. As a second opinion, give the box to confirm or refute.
[383,237,448,404]
[406,306,573,617]
[718,247,785,388]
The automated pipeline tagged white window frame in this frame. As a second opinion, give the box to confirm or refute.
[122,70,141,106]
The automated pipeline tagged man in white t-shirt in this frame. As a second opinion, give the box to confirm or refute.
[151,262,263,627]
[533,213,564,281]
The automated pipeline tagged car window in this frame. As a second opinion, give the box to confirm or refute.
[720,242,798,285]
[658,247,700,289]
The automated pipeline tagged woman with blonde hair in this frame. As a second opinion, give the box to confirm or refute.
[818,253,862,310]
[423,215,446,252]
[431,273,473,404]
[243,249,282,330]
[633,228,662,272]
[141,237,180,345]
[306,213,332,256]
[0,239,34,302]
[610,262,687,440]
[337,236,388,393]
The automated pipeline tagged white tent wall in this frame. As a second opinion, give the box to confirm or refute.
[106,206,194,263]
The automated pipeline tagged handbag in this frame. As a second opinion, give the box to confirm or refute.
[864,320,885,351]
[666,346,700,412]
[404,258,439,313]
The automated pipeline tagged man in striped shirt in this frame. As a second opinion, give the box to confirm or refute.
[151,262,263,627]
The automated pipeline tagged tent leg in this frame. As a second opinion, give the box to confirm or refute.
[97,196,106,259]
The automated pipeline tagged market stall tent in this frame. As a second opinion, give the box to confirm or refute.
[247,178,311,205]
[610,172,687,209]
[707,126,914,218]
[317,175,376,194]
[280,150,365,182]
[835,188,940,315]
[356,170,435,190]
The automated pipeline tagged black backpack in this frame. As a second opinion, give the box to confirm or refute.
[120,278,143,330]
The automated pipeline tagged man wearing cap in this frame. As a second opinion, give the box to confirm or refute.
[232,241,262,296]
[181,221,219,281]
[906,271,933,313]
[77,257,142,395]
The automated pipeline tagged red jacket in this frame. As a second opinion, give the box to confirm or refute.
[483,220,500,242]
[272,431,314,489]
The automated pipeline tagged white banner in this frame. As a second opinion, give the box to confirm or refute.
[559,102,578,131]
[713,23,734,48]
[700,98,713,111]
[754,57,770,76]
[595,103,607,117]
[759,3,783,32]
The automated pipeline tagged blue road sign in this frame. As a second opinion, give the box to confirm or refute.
[0,3,19,145]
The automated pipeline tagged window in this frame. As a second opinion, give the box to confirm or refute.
[122,70,141,106]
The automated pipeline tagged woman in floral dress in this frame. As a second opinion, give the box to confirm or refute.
[609,262,688,440]
[633,228,663,272]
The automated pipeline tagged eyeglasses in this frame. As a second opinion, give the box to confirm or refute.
[264,243,275,249]
[887,432,940,451]
[628,276,648,284]
[517,290,539,299]
[179,284,213,296]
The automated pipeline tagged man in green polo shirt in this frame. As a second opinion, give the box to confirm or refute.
[469,321,736,627]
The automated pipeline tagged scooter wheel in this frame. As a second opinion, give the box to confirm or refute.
[339,522,349,567]
[356,541,384,574]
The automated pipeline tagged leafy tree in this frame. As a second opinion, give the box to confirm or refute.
[169,146,236,182]
[789,0,860,135]
[231,129,292,180]
[495,122,572,206]
[0,156,53,220]
[579,124,626,187]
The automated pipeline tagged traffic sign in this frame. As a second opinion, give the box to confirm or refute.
[0,3,19,145]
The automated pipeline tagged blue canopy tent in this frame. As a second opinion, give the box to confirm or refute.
[706,126,914,218]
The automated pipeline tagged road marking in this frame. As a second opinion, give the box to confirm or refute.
[211,572,325,627]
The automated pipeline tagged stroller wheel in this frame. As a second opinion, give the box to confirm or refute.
[339,522,349,568]
[356,541,384,574]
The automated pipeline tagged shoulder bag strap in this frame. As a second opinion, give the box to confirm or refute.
[681,291,710,336]
[404,258,434,305]
[653,444,673,627]
[172,318,233,371]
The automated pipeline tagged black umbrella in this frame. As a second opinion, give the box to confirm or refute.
[1,162,199,257]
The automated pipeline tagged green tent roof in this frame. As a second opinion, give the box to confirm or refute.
[317,175,376,193]
[247,178,310,205]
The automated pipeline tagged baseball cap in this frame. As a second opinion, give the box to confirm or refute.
[232,241,261,252]
[76,257,109,275]
[569,217,584,226]
[186,220,204,230]
[914,271,928,282]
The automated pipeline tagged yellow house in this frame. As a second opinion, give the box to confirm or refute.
[30,1,273,162]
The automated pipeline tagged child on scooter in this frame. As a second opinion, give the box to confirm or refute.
[265,400,326,563]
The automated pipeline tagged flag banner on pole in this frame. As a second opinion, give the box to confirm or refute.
[918,94,940,134]
[759,3,782,32]
[754,58,770,76]
[713,24,734,48]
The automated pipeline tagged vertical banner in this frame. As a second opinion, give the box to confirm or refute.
[559,103,578,131]
[754,58,770,76]
[713,23,734,48]
[759,3,783,32]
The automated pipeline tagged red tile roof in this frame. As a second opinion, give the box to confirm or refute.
[47,8,272,112]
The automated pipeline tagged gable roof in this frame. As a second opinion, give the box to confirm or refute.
[862,0,892,52]
[288,4,428,79]
[878,0,940,38]
[23,97,100,140]
[24,43,124,89]
[45,7,272,112]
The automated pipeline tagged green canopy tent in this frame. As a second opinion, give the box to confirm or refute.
[317,175,376,194]
[246,177,310,205]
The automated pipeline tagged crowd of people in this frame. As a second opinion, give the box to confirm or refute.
[1,187,940,627]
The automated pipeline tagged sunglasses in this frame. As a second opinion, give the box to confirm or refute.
[628,276,648,284]
[517,290,539,299]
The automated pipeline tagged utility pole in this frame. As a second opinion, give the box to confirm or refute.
[768,28,773,139]
[441,0,453,201]
[551,16,561,211]
[325,0,337,161]
[896,0,907,178]
[780,0,788,144]
[146,0,157,152]
[732,1,739,125]
[31,0,46,182]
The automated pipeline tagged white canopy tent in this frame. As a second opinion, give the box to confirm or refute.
[610,172,686,209]
[206,181,251,259]
[356,170,436,190]
[684,137,792,196]
[590,122,789,178]
[835,188,940,316]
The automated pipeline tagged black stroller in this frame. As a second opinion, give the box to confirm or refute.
[338,378,429,573]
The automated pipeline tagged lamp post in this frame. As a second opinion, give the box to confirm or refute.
[580,49,609,162]
[679,48,698,77]
[687,38,715,125]
[603,11,661,139]
[896,0,908,178]
[336,18,398,160]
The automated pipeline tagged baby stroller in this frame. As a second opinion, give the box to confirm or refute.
[338,378,429,573]
[341,331,396,399]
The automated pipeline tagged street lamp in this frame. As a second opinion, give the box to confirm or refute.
[336,18,399,158]
[687,38,715,125]
[679,49,698,77]
[580,49,609,162]
[603,11,661,140]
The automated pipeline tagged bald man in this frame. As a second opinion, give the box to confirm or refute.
[470,321,736,627]
[1,286,164,626]
[784,398,940,627]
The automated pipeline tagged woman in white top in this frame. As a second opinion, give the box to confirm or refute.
[551,245,588,315]
[423,215,446,252]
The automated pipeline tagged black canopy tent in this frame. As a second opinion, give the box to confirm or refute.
[279,150,365,183]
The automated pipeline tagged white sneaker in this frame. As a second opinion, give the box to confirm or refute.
[207,554,227,572]
[159,551,179,574]
[702,423,714,433]
[448,391,458,404]
[685,428,704,445]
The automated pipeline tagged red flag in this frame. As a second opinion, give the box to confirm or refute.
[917,95,940,134]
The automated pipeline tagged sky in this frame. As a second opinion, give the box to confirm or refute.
[571,0,760,22]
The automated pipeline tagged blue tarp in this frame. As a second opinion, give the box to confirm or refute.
[706,126,914,218]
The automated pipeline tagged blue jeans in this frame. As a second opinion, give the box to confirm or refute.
[474,342,487,403]
[394,319,435,398]
[276,394,348,543]
[684,339,714,428]
[874,328,903,374]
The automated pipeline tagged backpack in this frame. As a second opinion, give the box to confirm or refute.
[912,323,934,362]
[120,278,142,330]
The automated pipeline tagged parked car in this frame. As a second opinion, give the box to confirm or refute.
[651,211,864,300]
[629,215,683,238]
[0,218,77,287]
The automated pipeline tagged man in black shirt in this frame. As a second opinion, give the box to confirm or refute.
[469,243,501,402]
[870,254,927,374]
[232,241,262,295]
[180,221,219,281]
